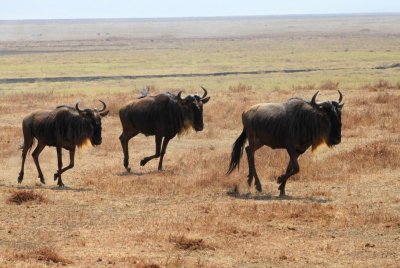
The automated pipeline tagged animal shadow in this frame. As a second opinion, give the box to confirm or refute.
[13,181,92,192]
[227,189,332,203]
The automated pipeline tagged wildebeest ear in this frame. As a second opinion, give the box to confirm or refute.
[201,96,210,104]
[100,110,109,117]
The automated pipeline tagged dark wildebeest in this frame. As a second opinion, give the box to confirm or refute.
[119,87,210,172]
[17,101,109,187]
[227,91,344,196]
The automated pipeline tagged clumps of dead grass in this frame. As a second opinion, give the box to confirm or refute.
[319,80,340,90]
[116,256,160,268]
[11,247,72,265]
[343,141,400,171]
[291,80,340,91]
[363,79,400,91]
[6,190,47,205]
[229,82,252,93]
[337,204,400,228]
[169,235,215,251]
[217,223,261,238]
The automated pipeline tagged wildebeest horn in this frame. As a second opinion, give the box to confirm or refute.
[75,102,84,113]
[98,100,107,112]
[177,91,184,101]
[200,86,208,99]
[338,90,343,104]
[311,91,319,106]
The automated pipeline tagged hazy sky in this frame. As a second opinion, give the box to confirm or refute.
[1,0,400,20]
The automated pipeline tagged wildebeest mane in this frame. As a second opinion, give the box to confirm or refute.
[157,94,185,135]
[36,108,90,147]
[257,99,329,149]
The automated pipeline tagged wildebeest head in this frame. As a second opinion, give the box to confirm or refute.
[75,100,109,146]
[176,87,210,132]
[310,90,344,146]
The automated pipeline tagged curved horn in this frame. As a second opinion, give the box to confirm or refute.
[200,86,208,99]
[98,100,107,112]
[177,91,184,101]
[338,90,343,104]
[75,102,84,113]
[311,91,319,106]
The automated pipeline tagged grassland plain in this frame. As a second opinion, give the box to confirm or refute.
[0,15,400,267]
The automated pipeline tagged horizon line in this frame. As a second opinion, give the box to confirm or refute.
[1,11,399,22]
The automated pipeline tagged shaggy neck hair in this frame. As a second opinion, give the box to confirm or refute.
[37,108,92,146]
[262,98,330,150]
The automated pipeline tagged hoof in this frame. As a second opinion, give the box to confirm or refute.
[18,172,24,184]
[39,177,46,184]
[247,177,252,187]
[58,182,65,188]
[126,167,131,173]
[53,173,58,181]
[279,193,286,198]
[255,184,262,192]
[140,159,146,166]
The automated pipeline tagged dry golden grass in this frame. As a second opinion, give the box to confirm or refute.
[6,190,47,205]
[0,83,399,267]
[10,247,72,265]
[169,235,215,251]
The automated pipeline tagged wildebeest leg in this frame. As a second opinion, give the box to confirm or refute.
[54,146,63,182]
[140,135,162,167]
[246,142,263,192]
[18,138,34,184]
[158,137,171,171]
[119,131,138,172]
[32,142,46,184]
[55,148,75,187]
[278,148,299,197]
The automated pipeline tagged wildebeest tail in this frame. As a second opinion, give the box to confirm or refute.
[19,117,35,153]
[227,129,247,174]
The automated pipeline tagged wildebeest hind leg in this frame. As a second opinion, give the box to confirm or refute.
[278,148,299,197]
[140,135,162,167]
[246,143,262,192]
[18,138,33,184]
[245,146,254,187]
[32,142,46,184]
[158,137,170,171]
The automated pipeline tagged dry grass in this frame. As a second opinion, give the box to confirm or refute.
[1,82,399,267]
[11,247,72,265]
[6,190,47,205]
[169,235,215,251]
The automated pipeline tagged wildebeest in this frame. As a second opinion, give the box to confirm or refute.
[227,91,344,196]
[119,87,210,172]
[17,101,109,187]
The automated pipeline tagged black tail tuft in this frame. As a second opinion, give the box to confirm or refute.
[227,129,247,175]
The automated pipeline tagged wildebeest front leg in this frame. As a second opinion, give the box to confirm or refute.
[278,148,299,197]
[54,147,75,187]
[140,135,162,167]
[32,142,46,184]
[119,131,138,173]
[158,138,170,171]
[54,146,63,181]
